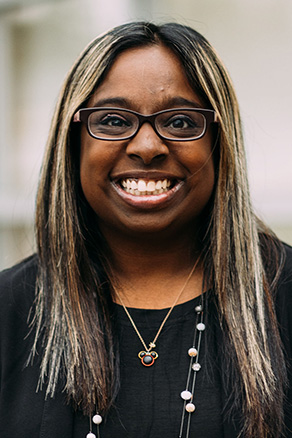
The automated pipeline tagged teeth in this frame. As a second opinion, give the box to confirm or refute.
[146,181,156,192]
[137,180,147,192]
[156,181,162,190]
[120,178,173,196]
[130,180,138,190]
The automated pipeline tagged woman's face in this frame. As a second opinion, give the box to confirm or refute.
[80,44,216,239]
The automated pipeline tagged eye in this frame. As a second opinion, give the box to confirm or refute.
[89,110,134,137]
[165,115,197,130]
[100,114,131,127]
[156,111,205,139]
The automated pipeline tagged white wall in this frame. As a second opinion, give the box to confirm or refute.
[0,0,291,269]
[149,0,292,230]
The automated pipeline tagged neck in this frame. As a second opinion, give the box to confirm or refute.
[101,228,204,309]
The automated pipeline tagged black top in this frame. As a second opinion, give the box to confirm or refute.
[74,297,224,438]
[0,245,292,438]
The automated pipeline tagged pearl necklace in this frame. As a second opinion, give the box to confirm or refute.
[179,303,205,437]
[86,301,205,438]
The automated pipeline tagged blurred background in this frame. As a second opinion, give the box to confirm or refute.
[0,0,291,270]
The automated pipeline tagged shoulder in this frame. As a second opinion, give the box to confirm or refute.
[0,254,38,300]
[281,242,292,281]
[0,254,38,287]
[274,243,292,353]
[260,238,292,307]
[0,256,48,436]
[276,243,292,301]
[0,255,39,382]
[0,255,38,333]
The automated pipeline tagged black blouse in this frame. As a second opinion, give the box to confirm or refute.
[73,296,224,438]
[0,244,291,438]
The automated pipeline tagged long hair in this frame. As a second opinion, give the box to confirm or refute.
[30,22,287,436]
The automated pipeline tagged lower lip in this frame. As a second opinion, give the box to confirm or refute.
[112,181,184,209]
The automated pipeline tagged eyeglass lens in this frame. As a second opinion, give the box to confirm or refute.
[87,109,206,140]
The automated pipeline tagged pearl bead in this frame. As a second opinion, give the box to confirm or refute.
[180,390,192,400]
[185,403,196,413]
[192,363,201,371]
[86,433,96,438]
[188,347,198,357]
[195,305,202,312]
[197,322,206,331]
[93,414,103,425]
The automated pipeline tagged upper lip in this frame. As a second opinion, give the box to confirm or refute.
[110,170,184,182]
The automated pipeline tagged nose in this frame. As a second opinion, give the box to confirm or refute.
[126,122,169,165]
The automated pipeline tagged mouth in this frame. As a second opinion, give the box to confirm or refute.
[119,177,174,196]
[111,173,185,209]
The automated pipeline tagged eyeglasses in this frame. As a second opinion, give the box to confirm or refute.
[73,107,218,141]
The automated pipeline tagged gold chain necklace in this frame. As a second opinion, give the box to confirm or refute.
[113,256,201,366]
[87,301,206,438]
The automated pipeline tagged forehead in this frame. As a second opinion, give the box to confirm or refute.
[88,44,205,111]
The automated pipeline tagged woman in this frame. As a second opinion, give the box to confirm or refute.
[0,22,291,438]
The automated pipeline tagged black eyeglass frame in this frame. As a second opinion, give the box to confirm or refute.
[73,107,218,142]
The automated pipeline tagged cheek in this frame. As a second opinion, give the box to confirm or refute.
[189,158,215,202]
[80,145,96,202]
[182,141,216,208]
[181,134,215,180]
[80,129,113,179]
[197,161,215,202]
[79,139,109,207]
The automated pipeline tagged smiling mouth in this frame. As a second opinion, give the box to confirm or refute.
[119,178,175,196]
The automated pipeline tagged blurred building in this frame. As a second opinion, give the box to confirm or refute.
[0,0,291,269]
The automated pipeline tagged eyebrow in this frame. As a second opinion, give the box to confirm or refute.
[90,96,204,110]
[91,97,129,107]
[162,97,203,108]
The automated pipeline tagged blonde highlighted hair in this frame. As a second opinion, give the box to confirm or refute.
[31,22,286,437]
